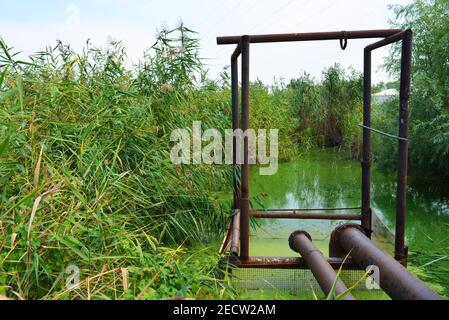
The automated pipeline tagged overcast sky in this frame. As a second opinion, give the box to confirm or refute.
[0,0,411,84]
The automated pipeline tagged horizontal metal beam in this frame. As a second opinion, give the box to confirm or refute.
[226,256,360,270]
[217,29,403,45]
[252,211,362,220]
[255,207,361,212]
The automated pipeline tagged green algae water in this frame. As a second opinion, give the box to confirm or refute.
[241,148,449,298]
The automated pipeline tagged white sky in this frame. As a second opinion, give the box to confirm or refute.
[0,0,411,84]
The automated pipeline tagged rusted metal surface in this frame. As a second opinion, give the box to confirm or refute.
[252,211,362,220]
[361,29,412,262]
[329,224,367,258]
[255,207,361,212]
[395,30,412,262]
[330,224,441,300]
[231,210,240,256]
[359,29,412,260]
[361,46,372,234]
[217,29,402,45]
[231,42,241,60]
[219,30,414,282]
[239,36,250,261]
[365,30,405,51]
[289,231,355,300]
[226,256,359,270]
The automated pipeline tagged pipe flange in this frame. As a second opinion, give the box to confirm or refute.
[288,230,312,252]
[329,223,366,258]
[332,223,366,242]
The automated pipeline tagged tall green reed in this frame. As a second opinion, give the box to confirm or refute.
[0,24,233,299]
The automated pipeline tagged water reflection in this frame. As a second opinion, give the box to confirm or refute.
[249,149,449,256]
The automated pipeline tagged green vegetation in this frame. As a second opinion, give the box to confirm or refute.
[375,0,449,183]
[0,25,235,299]
[284,66,363,156]
[1,0,448,300]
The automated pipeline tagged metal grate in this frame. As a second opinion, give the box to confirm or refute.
[231,268,373,294]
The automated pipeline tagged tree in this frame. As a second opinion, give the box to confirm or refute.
[380,0,449,181]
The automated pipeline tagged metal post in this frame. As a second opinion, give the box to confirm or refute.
[240,36,250,260]
[231,53,240,211]
[361,48,372,234]
[395,30,412,263]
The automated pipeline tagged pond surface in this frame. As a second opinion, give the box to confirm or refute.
[247,149,449,295]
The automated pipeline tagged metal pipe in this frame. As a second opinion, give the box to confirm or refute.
[255,207,361,212]
[365,31,404,51]
[227,256,359,270]
[231,54,240,210]
[395,30,412,263]
[217,29,402,45]
[361,47,372,233]
[289,231,355,300]
[330,224,441,300]
[231,43,241,60]
[252,212,362,221]
[239,35,250,261]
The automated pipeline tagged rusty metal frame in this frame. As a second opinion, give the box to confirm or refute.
[362,30,413,262]
[227,256,359,270]
[217,29,412,269]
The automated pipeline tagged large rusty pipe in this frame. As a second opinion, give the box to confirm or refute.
[330,224,441,300]
[289,231,355,300]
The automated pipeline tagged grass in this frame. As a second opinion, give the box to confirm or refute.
[0,25,236,300]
